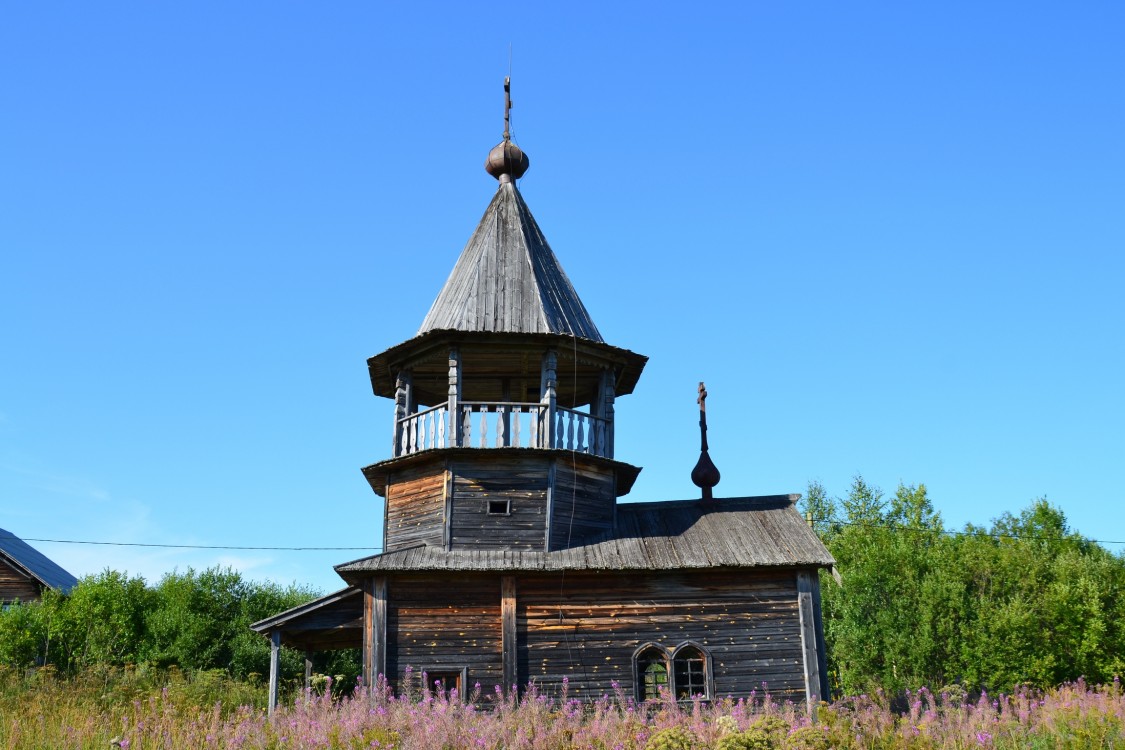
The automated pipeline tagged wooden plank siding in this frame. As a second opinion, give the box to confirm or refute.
[385,575,504,694]
[0,558,41,603]
[515,570,806,701]
[449,457,548,549]
[548,459,615,550]
[385,465,447,551]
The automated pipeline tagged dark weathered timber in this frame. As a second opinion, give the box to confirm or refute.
[548,459,615,550]
[0,559,40,603]
[796,571,823,707]
[501,576,517,690]
[385,575,503,694]
[362,580,376,688]
[418,183,602,341]
[364,448,642,503]
[514,569,805,701]
[250,587,364,650]
[385,465,447,551]
[449,457,548,549]
[337,496,833,577]
[268,631,281,714]
[374,577,388,681]
[368,332,647,406]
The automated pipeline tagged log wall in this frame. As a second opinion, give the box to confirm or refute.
[385,574,504,695]
[548,459,615,550]
[449,457,548,549]
[516,570,805,701]
[0,559,41,603]
[385,465,447,551]
[370,568,810,702]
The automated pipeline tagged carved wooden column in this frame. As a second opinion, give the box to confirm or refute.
[448,347,462,447]
[540,349,557,448]
[600,368,615,459]
[393,369,412,456]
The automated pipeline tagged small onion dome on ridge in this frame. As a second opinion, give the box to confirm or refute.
[485,140,530,182]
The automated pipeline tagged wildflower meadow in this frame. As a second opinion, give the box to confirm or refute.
[3,665,1123,749]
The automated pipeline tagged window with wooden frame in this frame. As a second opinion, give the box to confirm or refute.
[633,644,669,701]
[423,667,468,700]
[671,643,711,700]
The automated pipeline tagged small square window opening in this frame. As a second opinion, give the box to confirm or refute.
[488,500,511,515]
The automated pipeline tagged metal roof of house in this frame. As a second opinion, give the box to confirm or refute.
[0,528,79,593]
[334,495,834,579]
[417,181,603,341]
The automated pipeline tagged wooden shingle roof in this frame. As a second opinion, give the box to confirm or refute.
[417,181,603,341]
[0,528,79,593]
[334,496,834,579]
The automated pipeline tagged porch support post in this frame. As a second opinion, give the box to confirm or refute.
[501,575,518,694]
[362,576,388,692]
[448,348,462,447]
[540,350,557,448]
[268,630,281,715]
[304,651,314,691]
[797,571,827,715]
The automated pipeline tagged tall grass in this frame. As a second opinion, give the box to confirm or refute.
[2,666,1122,749]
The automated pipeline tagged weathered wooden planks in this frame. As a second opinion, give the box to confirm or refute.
[0,560,40,603]
[512,569,805,701]
[386,575,503,695]
[385,466,447,551]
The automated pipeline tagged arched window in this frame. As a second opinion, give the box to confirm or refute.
[634,645,669,701]
[672,644,709,700]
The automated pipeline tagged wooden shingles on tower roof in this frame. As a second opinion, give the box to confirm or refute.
[333,495,835,578]
[418,181,603,341]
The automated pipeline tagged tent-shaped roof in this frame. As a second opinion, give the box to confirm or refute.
[417,181,603,341]
[0,528,78,593]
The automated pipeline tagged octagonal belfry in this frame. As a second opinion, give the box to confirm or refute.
[362,114,646,554]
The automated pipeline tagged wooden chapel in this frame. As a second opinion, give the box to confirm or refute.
[252,81,834,712]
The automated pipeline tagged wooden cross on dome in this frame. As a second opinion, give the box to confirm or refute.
[691,381,721,504]
[503,76,513,142]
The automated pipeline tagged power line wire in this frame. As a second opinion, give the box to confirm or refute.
[1,534,381,552]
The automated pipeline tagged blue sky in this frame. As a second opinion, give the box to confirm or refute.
[2,3,1122,594]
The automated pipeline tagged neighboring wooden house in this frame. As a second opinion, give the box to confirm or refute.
[253,84,834,711]
[0,528,79,604]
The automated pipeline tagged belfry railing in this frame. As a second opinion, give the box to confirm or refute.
[395,402,611,459]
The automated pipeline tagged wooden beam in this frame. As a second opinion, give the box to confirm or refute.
[362,580,375,690]
[374,577,387,684]
[796,571,824,714]
[501,575,518,692]
[268,630,281,715]
[304,650,314,692]
[361,576,389,691]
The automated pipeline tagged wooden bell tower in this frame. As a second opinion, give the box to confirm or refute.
[362,79,647,554]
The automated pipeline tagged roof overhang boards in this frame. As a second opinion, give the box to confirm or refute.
[367,330,647,406]
[360,447,641,499]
